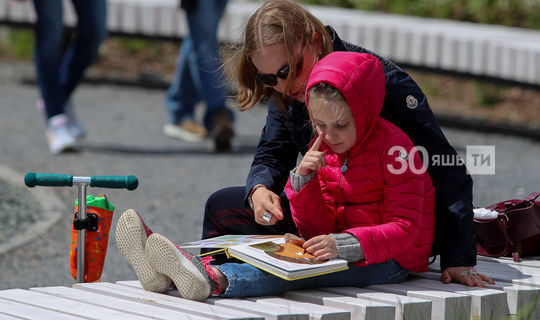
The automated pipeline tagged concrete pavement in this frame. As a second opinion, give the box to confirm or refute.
[0,61,538,290]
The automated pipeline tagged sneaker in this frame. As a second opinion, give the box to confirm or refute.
[64,100,85,139]
[211,112,234,152]
[115,209,171,292]
[37,99,85,139]
[145,233,220,301]
[46,114,76,154]
[163,120,208,142]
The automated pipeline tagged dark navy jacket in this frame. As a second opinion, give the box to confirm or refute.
[245,26,476,270]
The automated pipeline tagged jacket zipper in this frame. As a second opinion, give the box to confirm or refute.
[339,152,349,202]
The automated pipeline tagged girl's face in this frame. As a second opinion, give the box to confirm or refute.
[309,98,356,154]
[250,43,318,102]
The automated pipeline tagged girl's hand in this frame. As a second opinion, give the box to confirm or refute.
[296,134,325,176]
[252,187,283,225]
[303,235,338,261]
[284,233,305,247]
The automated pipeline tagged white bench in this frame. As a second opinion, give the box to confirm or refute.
[0,0,539,86]
[1,255,539,320]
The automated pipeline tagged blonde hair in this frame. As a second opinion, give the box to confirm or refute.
[307,82,347,124]
[223,0,333,112]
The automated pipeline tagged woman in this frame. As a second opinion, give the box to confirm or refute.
[203,0,493,287]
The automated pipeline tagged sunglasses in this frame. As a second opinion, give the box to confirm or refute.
[256,58,304,87]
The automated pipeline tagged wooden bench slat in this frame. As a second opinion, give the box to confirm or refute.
[87,281,263,320]
[428,257,540,288]
[32,286,210,320]
[0,298,82,320]
[366,283,471,320]
[246,296,351,320]
[283,289,395,320]
[321,286,432,320]
[207,297,310,320]
[401,278,508,320]
[0,289,151,319]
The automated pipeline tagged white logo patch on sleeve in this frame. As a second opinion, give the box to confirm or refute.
[406,95,418,109]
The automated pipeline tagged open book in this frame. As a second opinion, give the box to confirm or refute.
[180,235,349,281]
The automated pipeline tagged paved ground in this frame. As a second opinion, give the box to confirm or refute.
[0,61,539,290]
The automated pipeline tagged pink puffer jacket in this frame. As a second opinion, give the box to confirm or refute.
[285,52,436,272]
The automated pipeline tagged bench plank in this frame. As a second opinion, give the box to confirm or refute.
[322,287,432,320]
[428,257,540,288]
[402,278,508,320]
[207,297,310,320]
[91,281,263,320]
[32,286,210,320]
[0,289,151,319]
[283,289,395,320]
[366,283,471,320]
[246,296,351,320]
[0,298,81,320]
[487,282,540,318]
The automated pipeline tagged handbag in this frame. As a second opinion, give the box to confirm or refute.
[474,192,540,262]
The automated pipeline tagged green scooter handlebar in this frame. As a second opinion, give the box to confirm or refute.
[24,172,138,190]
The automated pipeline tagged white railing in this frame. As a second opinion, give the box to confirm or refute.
[1,0,539,85]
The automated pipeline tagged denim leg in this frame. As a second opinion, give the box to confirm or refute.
[32,0,64,119]
[185,0,232,130]
[60,0,107,103]
[165,38,200,124]
[217,260,408,298]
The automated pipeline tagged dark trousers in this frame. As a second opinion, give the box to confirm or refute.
[201,186,298,262]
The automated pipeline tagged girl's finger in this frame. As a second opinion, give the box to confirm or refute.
[310,134,323,152]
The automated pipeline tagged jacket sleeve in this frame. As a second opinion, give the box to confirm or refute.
[381,67,476,270]
[285,174,337,239]
[245,102,301,205]
[344,139,425,265]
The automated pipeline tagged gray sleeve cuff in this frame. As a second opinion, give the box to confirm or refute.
[330,233,365,262]
[289,167,316,193]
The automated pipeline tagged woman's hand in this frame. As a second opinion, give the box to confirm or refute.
[297,134,325,176]
[251,187,283,225]
[442,266,495,287]
[303,235,338,261]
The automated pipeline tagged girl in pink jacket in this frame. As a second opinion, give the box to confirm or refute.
[285,51,436,273]
[116,51,435,301]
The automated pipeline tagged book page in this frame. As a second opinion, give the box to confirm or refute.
[179,234,283,249]
[230,238,347,272]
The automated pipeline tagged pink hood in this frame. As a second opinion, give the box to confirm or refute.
[305,52,385,152]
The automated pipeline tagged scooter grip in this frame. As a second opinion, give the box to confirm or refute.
[90,175,138,190]
[25,172,74,187]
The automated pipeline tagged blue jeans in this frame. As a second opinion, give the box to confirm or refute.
[33,0,107,119]
[165,0,232,131]
[216,260,409,298]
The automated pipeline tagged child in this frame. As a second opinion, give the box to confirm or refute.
[116,51,435,301]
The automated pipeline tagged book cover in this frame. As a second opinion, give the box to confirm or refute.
[180,235,349,281]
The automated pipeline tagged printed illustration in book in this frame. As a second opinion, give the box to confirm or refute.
[180,235,349,281]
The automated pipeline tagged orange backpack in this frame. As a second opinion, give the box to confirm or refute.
[69,195,114,282]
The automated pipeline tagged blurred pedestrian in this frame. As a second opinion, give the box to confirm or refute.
[32,0,107,154]
[163,0,234,152]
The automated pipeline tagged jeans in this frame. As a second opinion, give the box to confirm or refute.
[33,0,107,119]
[216,260,409,298]
[165,0,233,131]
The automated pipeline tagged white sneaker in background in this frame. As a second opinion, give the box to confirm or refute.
[37,99,86,140]
[64,100,86,139]
[46,114,76,154]
[163,119,208,142]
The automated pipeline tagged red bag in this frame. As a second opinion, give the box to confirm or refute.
[474,192,540,262]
